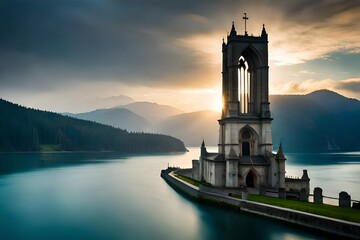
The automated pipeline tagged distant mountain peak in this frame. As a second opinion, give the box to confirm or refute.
[97,94,135,108]
[63,107,150,132]
[118,101,182,109]
[305,89,360,106]
[306,89,345,98]
[112,101,184,123]
[101,94,134,101]
[119,101,158,108]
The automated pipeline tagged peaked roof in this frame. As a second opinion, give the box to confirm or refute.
[276,143,286,160]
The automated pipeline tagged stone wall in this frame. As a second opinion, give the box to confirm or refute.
[192,160,199,181]
[285,179,309,193]
[201,159,226,187]
[199,185,244,196]
[162,171,199,198]
[162,170,360,239]
[176,168,192,178]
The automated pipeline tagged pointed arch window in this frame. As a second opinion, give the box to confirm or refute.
[238,56,250,114]
[239,127,257,156]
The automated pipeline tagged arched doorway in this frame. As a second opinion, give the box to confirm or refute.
[246,170,256,188]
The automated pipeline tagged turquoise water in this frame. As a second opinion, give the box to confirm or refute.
[284,151,360,202]
[0,148,358,239]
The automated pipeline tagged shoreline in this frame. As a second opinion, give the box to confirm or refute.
[161,169,360,239]
[0,150,187,154]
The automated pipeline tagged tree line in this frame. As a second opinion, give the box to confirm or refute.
[0,99,186,153]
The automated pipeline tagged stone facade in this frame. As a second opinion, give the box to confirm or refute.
[192,22,289,193]
[285,170,310,196]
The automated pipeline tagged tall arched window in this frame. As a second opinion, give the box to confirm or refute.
[238,56,250,114]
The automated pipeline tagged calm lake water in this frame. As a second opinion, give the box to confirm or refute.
[0,147,359,240]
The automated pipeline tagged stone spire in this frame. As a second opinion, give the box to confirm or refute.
[201,139,207,156]
[261,24,267,38]
[229,21,237,37]
[301,169,310,180]
[276,143,286,160]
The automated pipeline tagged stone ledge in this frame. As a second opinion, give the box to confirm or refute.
[161,169,360,239]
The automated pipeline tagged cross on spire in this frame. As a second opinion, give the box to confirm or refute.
[243,13,249,36]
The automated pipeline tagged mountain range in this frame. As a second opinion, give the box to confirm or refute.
[111,102,183,123]
[65,108,151,132]
[0,99,186,153]
[271,90,360,152]
[65,90,360,152]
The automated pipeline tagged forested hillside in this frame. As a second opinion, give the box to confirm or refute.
[271,90,360,152]
[0,99,186,153]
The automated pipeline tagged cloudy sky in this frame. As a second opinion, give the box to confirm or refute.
[1,0,359,113]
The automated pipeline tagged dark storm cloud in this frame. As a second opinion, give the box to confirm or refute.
[0,0,359,90]
[269,0,358,23]
[336,80,360,93]
[0,0,220,89]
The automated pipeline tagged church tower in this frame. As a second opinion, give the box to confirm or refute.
[218,17,277,188]
[192,15,287,192]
